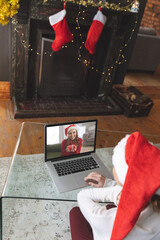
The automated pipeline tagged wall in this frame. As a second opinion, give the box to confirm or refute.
[0,23,11,99]
[141,0,160,35]
[0,23,11,81]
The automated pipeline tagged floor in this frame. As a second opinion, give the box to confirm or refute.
[124,71,160,86]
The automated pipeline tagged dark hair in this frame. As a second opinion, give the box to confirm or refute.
[150,194,160,213]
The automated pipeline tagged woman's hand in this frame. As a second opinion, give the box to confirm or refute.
[66,146,70,152]
[71,145,77,152]
[66,145,77,152]
[84,172,106,188]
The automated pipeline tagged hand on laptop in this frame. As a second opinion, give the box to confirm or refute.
[84,172,106,188]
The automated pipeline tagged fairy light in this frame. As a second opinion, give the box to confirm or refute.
[74,7,87,62]
[103,16,138,83]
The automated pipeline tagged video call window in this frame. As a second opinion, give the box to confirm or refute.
[46,121,96,161]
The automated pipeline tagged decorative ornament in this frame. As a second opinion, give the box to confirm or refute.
[85,7,107,55]
[49,2,73,51]
[0,0,20,26]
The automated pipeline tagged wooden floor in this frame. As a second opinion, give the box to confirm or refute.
[0,71,160,158]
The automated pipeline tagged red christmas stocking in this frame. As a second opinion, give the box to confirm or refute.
[49,9,73,51]
[85,9,107,55]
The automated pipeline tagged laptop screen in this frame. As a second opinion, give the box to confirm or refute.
[45,120,97,162]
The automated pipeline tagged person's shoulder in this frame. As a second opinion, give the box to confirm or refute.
[78,137,83,143]
[62,139,66,144]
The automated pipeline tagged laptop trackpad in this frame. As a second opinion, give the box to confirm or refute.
[54,173,87,193]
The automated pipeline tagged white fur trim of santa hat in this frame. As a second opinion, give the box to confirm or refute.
[67,125,77,133]
[112,134,160,195]
[49,9,66,26]
[93,10,107,25]
[112,134,130,185]
[65,124,78,136]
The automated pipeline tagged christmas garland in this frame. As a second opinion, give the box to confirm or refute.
[43,0,135,12]
[64,0,133,11]
[0,0,20,25]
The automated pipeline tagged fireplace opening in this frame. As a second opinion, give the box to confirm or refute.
[38,37,86,98]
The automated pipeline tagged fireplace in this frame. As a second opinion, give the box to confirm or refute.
[11,0,147,118]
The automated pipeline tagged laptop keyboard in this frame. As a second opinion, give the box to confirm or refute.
[53,156,99,176]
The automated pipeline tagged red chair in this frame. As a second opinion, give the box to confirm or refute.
[69,205,116,240]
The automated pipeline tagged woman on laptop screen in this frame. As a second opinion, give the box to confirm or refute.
[61,124,83,156]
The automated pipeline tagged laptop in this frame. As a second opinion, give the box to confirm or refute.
[44,119,113,193]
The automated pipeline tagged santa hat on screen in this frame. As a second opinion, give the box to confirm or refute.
[85,8,107,55]
[111,132,160,240]
[65,124,78,136]
[49,2,73,52]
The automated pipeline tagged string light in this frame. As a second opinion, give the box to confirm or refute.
[103,16,138,82]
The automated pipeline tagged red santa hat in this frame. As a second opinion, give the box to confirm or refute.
[65,124,78,136]
[111,132,160,240]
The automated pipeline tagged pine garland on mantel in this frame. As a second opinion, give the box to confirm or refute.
[43,0,136,13]
[0,0,137,26]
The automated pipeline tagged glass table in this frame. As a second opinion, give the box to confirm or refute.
[1,122,160,240]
